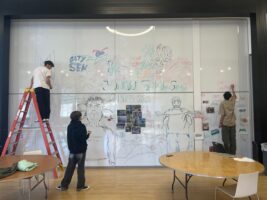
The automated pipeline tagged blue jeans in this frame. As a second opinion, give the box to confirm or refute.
[61,153,86,189]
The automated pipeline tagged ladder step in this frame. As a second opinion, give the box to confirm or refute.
[45,130,53,134]
[16,120,25,124]
[7,152,16,156]
[49,141,55,145]
[12,130,20,135]
[22,127,40,130]
[51,151,59,156]
[9,141,19,146]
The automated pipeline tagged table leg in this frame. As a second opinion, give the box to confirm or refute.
[171,170,193,200]
[185,174,193,200]
[171,170,176,192]
[222,177,237,186]
[222,178,227,186]
[28,178,31,200]
[23,173,48,199]
[43,173,48,199]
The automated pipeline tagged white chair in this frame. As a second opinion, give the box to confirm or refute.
[215,172,259,200]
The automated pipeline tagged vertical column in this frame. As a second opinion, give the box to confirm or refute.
[192,21,203,151]
[250,1,267,161]
[0,15,10,154]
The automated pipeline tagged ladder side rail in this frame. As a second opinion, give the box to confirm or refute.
[31,90,60,178]
[11,94,32,154]
[1,91,29,156]
[45,122,63,165]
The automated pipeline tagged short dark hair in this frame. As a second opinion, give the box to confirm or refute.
[223,91,232,100]
[44,60,54,67]
[70,111,82,121]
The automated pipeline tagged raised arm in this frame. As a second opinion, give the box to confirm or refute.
[230,84,236,99]
[29,77,34,89]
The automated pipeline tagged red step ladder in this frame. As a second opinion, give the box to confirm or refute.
[1,88,63,178]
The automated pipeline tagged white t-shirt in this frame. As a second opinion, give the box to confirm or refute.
[32,66,51,89]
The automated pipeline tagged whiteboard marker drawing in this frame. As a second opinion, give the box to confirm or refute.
[162,96,193,153]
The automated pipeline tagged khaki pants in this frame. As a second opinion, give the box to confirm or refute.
[222,126,236,155]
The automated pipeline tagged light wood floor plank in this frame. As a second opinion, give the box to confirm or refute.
[0,168,266,200]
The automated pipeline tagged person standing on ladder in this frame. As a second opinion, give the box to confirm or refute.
[29,60,54,121]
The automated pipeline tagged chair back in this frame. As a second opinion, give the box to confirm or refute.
[235,172,259,198]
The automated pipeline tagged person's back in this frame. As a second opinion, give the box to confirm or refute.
[220,96,236,127]
[219,84,237,155]
[32,66,51,89]
[67,120,88,154]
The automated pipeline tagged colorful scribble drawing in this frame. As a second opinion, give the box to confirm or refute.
[162,96,193,153]
[92,47,108,57]
[69,44,193,92]
[78,96,116,166]
[153,44,172,73]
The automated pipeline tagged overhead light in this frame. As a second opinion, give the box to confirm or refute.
[106,26,155,37]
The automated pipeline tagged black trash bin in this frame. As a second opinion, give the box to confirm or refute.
[261,143,267,175]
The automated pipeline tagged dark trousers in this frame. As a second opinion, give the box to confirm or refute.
[222,125,236,155]
[61,153,86,189]
[34,87,50,119]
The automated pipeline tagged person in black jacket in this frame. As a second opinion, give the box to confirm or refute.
[57,111,91,191]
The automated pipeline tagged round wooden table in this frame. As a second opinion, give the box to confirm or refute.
[159,151,264,200]
[0,155,59,199]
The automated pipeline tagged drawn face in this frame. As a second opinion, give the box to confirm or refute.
[154,44,172,73]
[86,97,103,120]
[172,97,181,108]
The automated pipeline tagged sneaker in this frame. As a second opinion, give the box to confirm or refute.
[76,185,90,191]
[56,185,68,191]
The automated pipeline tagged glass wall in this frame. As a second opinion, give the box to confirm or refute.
[9,19,251,166]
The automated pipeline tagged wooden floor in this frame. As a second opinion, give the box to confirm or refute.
[0,168,266,200]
